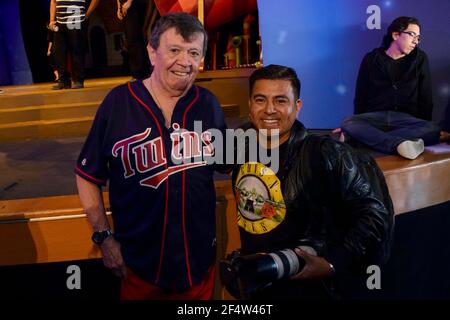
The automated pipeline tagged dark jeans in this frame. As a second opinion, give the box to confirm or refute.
[342,111,441,154]
[124,0,151,79]
[53,23,85,84]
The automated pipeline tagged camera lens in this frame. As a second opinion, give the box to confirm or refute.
[219,241,320,298]
[269,248,304,279]
[235,253,278,281]
[237,248,306,283]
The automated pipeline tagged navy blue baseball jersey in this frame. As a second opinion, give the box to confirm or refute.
[75,80,227,290]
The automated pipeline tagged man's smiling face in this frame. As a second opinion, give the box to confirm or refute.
[148,27,204,96]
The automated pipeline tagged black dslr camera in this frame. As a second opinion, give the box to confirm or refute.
[219,239,324,299]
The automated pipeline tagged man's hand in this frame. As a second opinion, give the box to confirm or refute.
[85,0,99,19]
[121,0,133,16]
[117,7,124,20]
[440,130,450,143]
[290,248,335,280]
[99,236,128,279]
[49,21,57,30]
[331,128,345,142]
[331,128,342,134]
[118,0,132,20]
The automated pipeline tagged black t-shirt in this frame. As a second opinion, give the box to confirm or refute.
[258,140,289,181]
[233,140,308,255]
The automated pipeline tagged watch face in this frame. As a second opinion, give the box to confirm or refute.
[92,230,111,244]
[92,232,103,244]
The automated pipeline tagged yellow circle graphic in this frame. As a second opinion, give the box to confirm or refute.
[235,162,286,234]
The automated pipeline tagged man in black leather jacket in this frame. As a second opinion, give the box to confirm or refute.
[230,64,394,299]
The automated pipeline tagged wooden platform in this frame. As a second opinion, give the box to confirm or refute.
[376,151,450,215]
[0,180,239,270]
[1,152,450,266]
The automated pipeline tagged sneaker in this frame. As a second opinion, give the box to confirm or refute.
[52,82,71,90]
[396,139,424,159]
[71,82,84,89]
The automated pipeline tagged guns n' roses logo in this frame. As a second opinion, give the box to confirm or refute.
[234,162,286,234]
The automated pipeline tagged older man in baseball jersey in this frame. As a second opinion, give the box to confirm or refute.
[76,12,228,300]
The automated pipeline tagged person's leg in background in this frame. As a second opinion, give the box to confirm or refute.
[52,25,71,89]
[342,111,439,159]
[342,111,402,154]
[68,22,86,88]
[48,48,59,82]
[439,98,450,142]
[123,0,150,80]
[385,111,441,146]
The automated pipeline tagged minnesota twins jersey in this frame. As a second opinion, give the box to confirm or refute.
[75,80,227,290]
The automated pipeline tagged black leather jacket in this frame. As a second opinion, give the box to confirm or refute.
[233,120,394,276]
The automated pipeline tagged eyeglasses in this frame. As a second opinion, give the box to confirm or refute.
[401,31,421,43]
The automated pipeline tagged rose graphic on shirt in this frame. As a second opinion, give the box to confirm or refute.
[261,203,276,219]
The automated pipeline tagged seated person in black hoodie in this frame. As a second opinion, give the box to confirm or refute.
[340,16,443,159]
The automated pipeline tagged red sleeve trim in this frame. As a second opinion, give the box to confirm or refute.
[75,166,107,186]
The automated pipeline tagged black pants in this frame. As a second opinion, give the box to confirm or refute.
[123,0,151,79]
[53,23,85,84]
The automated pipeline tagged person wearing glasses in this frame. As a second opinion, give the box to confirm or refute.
[338,16,444,159]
